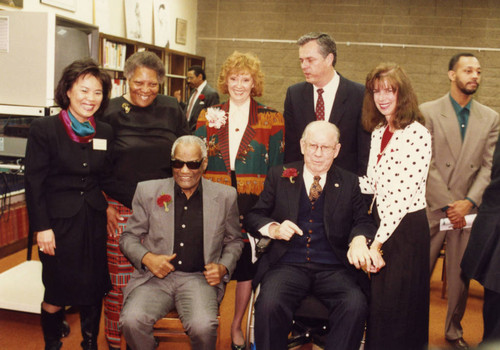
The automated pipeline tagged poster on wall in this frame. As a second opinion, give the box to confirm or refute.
[175,18,187,45]
[153,0,169,48]
[0,0,23,8]
[124,0,153,44]
[40,0,76,12]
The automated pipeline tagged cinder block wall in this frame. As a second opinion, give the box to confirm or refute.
[196,0,500,114]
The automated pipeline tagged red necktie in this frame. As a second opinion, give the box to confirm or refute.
[315,88,325,120]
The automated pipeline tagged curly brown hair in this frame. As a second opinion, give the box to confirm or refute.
[362,62,424,132]
[217,51,264,97]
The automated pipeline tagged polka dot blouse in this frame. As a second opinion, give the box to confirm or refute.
[359,121,432,244]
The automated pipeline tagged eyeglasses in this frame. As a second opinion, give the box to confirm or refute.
[305,142,336,154]
[171,159,203,169]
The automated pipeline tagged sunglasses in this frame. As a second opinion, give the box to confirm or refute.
[171,159,203,170]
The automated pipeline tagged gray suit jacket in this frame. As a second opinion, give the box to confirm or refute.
[187,84,219,132]
[120,177,243,301]
[420,93,499,225]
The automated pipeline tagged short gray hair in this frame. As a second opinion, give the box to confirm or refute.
[123,51,166,84]
[301,120,340,144]
[297,32,337,67]
[171,135,208,159]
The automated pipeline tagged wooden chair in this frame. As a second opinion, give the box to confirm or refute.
[153,309,221,348]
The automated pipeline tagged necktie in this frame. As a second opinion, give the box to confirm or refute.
[186,88,197,121]
[315,88,325,120]
[309,176,322,203]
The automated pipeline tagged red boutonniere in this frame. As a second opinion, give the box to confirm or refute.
[157,193,172,212]
[282,167,299,184]
[198,94,205,101]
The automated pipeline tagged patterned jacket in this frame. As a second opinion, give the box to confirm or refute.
[195,98,285,237]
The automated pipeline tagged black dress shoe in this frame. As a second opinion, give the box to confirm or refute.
[446,337,470,349]
[60,320,70,338]
[231,342,246,350]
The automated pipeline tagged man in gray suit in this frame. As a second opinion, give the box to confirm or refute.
[119,135,243,350]
[420,53,500,350]
[178,65,220,132]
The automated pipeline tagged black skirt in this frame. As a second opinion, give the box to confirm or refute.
[366,208,430,350]
[40,203,111,306]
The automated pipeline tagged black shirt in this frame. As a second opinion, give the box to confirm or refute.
[172,182,205,272]
[99,95,189,185]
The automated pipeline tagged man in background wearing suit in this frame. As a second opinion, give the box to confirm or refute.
[245,121,382,350]
[420,53,500,350]
[177,65,220,132]
[462,134,500,345]
[119,135,243,350]
[284,32,370,175]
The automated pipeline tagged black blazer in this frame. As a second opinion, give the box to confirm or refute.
[245,161,376,288]
[283,74,370,176]
[25,115,134,232]
[461,135,500,293]
[183,83,220,132]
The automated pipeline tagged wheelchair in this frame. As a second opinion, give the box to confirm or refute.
[246,238,366,349]
[246,285,367,349]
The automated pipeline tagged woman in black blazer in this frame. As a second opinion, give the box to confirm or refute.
[25,59,133,350]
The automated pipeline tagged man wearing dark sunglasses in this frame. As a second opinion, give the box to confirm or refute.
[119,135,243,350]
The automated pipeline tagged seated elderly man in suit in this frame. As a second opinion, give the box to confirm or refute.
[119,135,243,350]
[245,121,383,350]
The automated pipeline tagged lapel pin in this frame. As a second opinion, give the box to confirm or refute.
[334,183,340,188]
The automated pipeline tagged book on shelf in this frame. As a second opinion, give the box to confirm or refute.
[111,78,127,98]
[102,38,127,70]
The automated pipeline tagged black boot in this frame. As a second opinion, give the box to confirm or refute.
[41,308,64,350]
[80,302,102,350]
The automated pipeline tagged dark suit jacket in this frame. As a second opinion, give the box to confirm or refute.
[462,135,500,293]
[25,114,134,232]
[183,83,219,132]
[245,161,376,289]
[283,74,370,175]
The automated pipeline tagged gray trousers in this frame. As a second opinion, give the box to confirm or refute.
[429,211,471,341]
[120,271,219,350]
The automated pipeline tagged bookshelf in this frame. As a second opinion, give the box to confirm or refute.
[98,34,204,99]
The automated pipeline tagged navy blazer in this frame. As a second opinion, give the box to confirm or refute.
[283,74,370,176]
[245,161,376,289]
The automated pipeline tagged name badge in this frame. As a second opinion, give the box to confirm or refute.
[93,138,107,151]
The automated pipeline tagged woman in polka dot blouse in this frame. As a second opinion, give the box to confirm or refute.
[359,63,432,350]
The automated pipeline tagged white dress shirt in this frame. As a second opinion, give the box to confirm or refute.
[313,71,340,121]
[228,98,250,171]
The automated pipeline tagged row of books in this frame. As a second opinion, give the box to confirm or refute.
[111,78,127,98]
[102,39,127,70]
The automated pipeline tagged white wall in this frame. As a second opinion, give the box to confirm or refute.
[0,0,94,23]
[0,0,198,54]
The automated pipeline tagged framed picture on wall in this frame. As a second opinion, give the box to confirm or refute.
[124,0,153,43]
[175,18,187,45]
[40,0,76,12]
[154,0,169,47]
